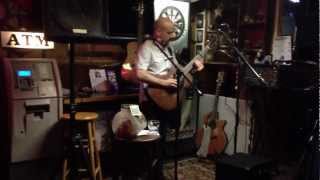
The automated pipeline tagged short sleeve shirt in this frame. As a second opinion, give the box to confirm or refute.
[136,39,176,75]
[136,39,177,102]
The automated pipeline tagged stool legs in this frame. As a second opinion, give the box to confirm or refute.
[88,121,103,180]
[62,158,70,180]
[62,121,103,180]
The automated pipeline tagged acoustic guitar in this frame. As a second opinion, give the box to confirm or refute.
[120,41,139,83]
[120,0,144,83]
[196,71,227,157]
[147,39,216,111]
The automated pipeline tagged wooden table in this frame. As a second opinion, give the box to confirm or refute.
[63,93,139,111]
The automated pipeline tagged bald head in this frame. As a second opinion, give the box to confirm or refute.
[154,17,173,31]
[153,17,176,45]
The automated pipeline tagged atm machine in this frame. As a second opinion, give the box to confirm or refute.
[0,58,63,180]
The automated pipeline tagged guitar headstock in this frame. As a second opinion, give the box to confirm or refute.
[215,71,225,94]
[203,33,219,54]
[217,71,225,83]
[137,0,144,17]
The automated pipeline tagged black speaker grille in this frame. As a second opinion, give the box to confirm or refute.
[43,0,154,43]
[52,1,103,33]
[43,0,107,42]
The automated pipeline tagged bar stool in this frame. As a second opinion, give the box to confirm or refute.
[62,112,103,180]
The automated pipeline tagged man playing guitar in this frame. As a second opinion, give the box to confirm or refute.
[136,17,204,179]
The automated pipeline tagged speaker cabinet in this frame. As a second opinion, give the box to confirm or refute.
[216,153,273,180]
[43,0,154,43]
[43,0,107,42]
[108,1,154,38]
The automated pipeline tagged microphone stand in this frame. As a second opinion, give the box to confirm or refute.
[217,29,267,154]
[154,46,202,180]
[67,43,78,180]
[67,43,93,180]
[175,68,203,180]
[175,70,181,180]
[170,59,202,180]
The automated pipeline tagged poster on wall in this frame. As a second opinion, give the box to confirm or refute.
[89,69,108,92]
[154,0,190,54]
[272,36,292,61]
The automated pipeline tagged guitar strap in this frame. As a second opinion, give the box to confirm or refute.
[152,40,194,83]
[152,40,176,66]
[152,40,199,80]
[142,41,176,108]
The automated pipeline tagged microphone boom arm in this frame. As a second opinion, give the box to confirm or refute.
[217,29,267,86]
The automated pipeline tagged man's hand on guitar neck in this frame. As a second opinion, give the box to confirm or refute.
[194,58,204,71]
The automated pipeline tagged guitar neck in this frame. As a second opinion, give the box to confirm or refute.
[137,0,144,44]
[207,72,224,127]
[181,40,214,75]
[182,54,203,75]
[208,94,220,127]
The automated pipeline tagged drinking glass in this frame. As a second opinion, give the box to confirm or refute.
[147,120,160,132]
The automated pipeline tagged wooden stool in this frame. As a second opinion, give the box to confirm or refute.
[62,112,103,180]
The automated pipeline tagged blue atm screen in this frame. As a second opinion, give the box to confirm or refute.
[17,70,32,77]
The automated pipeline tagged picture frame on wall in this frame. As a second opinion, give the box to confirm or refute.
[196,30,203,43]
[195,44,203,55]
[196,13,204,28]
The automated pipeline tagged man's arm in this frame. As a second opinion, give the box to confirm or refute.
[194,59,204,71]
[136,69,177,88]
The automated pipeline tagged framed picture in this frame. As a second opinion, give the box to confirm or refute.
[195,44,203,55]
[272,35,292,61]
[89,69,108,92]
[196,13,204,28]
[196,30,203,43]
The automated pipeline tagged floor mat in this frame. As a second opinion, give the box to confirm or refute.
[163,157,215,180]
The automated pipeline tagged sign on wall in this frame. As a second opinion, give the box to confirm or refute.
[1,31,54,49]
[154,0,190,54]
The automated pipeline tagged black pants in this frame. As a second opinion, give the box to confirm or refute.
[140,98,179,180]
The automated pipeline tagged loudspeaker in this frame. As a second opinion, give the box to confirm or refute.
[43,0,107,42]
[216,153,273,180]
[43,0,154,43]
[108,1,154,38]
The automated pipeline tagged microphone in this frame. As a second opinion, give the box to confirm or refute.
[217,23,230,32]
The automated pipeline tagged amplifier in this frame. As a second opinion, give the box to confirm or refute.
[216,153,273,180]
[244,61,318,89]
[243,64,277,87]
[277,61,318,89]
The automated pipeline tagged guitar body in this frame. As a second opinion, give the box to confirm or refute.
[196,112,227,155]
[146,39,217,111]
[147,72,191,111]
[121,42,139,83]
[147,87,177,111]
[195,71,227,157]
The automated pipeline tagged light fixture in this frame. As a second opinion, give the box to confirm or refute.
[289,0,300,3]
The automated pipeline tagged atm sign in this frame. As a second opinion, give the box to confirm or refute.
[1,31,54,49]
